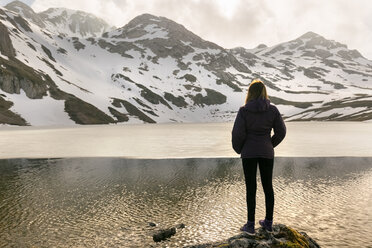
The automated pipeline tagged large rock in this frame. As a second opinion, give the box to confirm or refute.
[153,227,176,242]
[186,224,320,248]
[151,223,186,243]
[0,57,49,99]
[0,73,48,98]
[0,22,16,58]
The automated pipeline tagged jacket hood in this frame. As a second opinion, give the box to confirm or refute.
[243,98,270,112]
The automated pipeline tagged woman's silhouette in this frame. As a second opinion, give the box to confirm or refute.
[232,79,286,234]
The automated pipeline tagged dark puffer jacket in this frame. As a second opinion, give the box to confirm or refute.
[231,99,286,159]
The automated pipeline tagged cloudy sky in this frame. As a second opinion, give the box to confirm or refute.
[1,0,372,59]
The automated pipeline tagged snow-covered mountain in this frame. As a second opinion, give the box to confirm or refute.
[0,1,371,125]
[231,32,372,121]
[5,1,113,38]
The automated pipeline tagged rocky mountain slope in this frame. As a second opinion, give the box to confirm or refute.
[1,1,371,125]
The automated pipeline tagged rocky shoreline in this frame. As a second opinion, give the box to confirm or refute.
[185,224,320,248]
[151,223,320,247]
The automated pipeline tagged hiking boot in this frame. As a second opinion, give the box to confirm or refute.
[240,221,255,235]
[259,219,273,232]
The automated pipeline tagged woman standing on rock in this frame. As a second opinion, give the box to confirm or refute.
[232,79,286,235]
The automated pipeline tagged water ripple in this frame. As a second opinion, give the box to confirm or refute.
[0,158,371,247]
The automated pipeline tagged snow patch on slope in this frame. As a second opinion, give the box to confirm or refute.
[7,91,75,126]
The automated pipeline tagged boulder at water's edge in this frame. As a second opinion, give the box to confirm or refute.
[186,224,320,248]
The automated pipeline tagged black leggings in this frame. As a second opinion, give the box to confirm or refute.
[242,158,274,222]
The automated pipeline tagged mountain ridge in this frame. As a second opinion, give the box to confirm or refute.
[1,1,371,125]
[5,1,113,38]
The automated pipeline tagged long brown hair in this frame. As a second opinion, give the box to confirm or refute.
[245,79,268,104]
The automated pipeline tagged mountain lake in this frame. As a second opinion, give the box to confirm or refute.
[0,122,371,247]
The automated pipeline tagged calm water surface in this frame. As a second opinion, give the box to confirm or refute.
[1,157,372,247]
[1,122,372,158]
